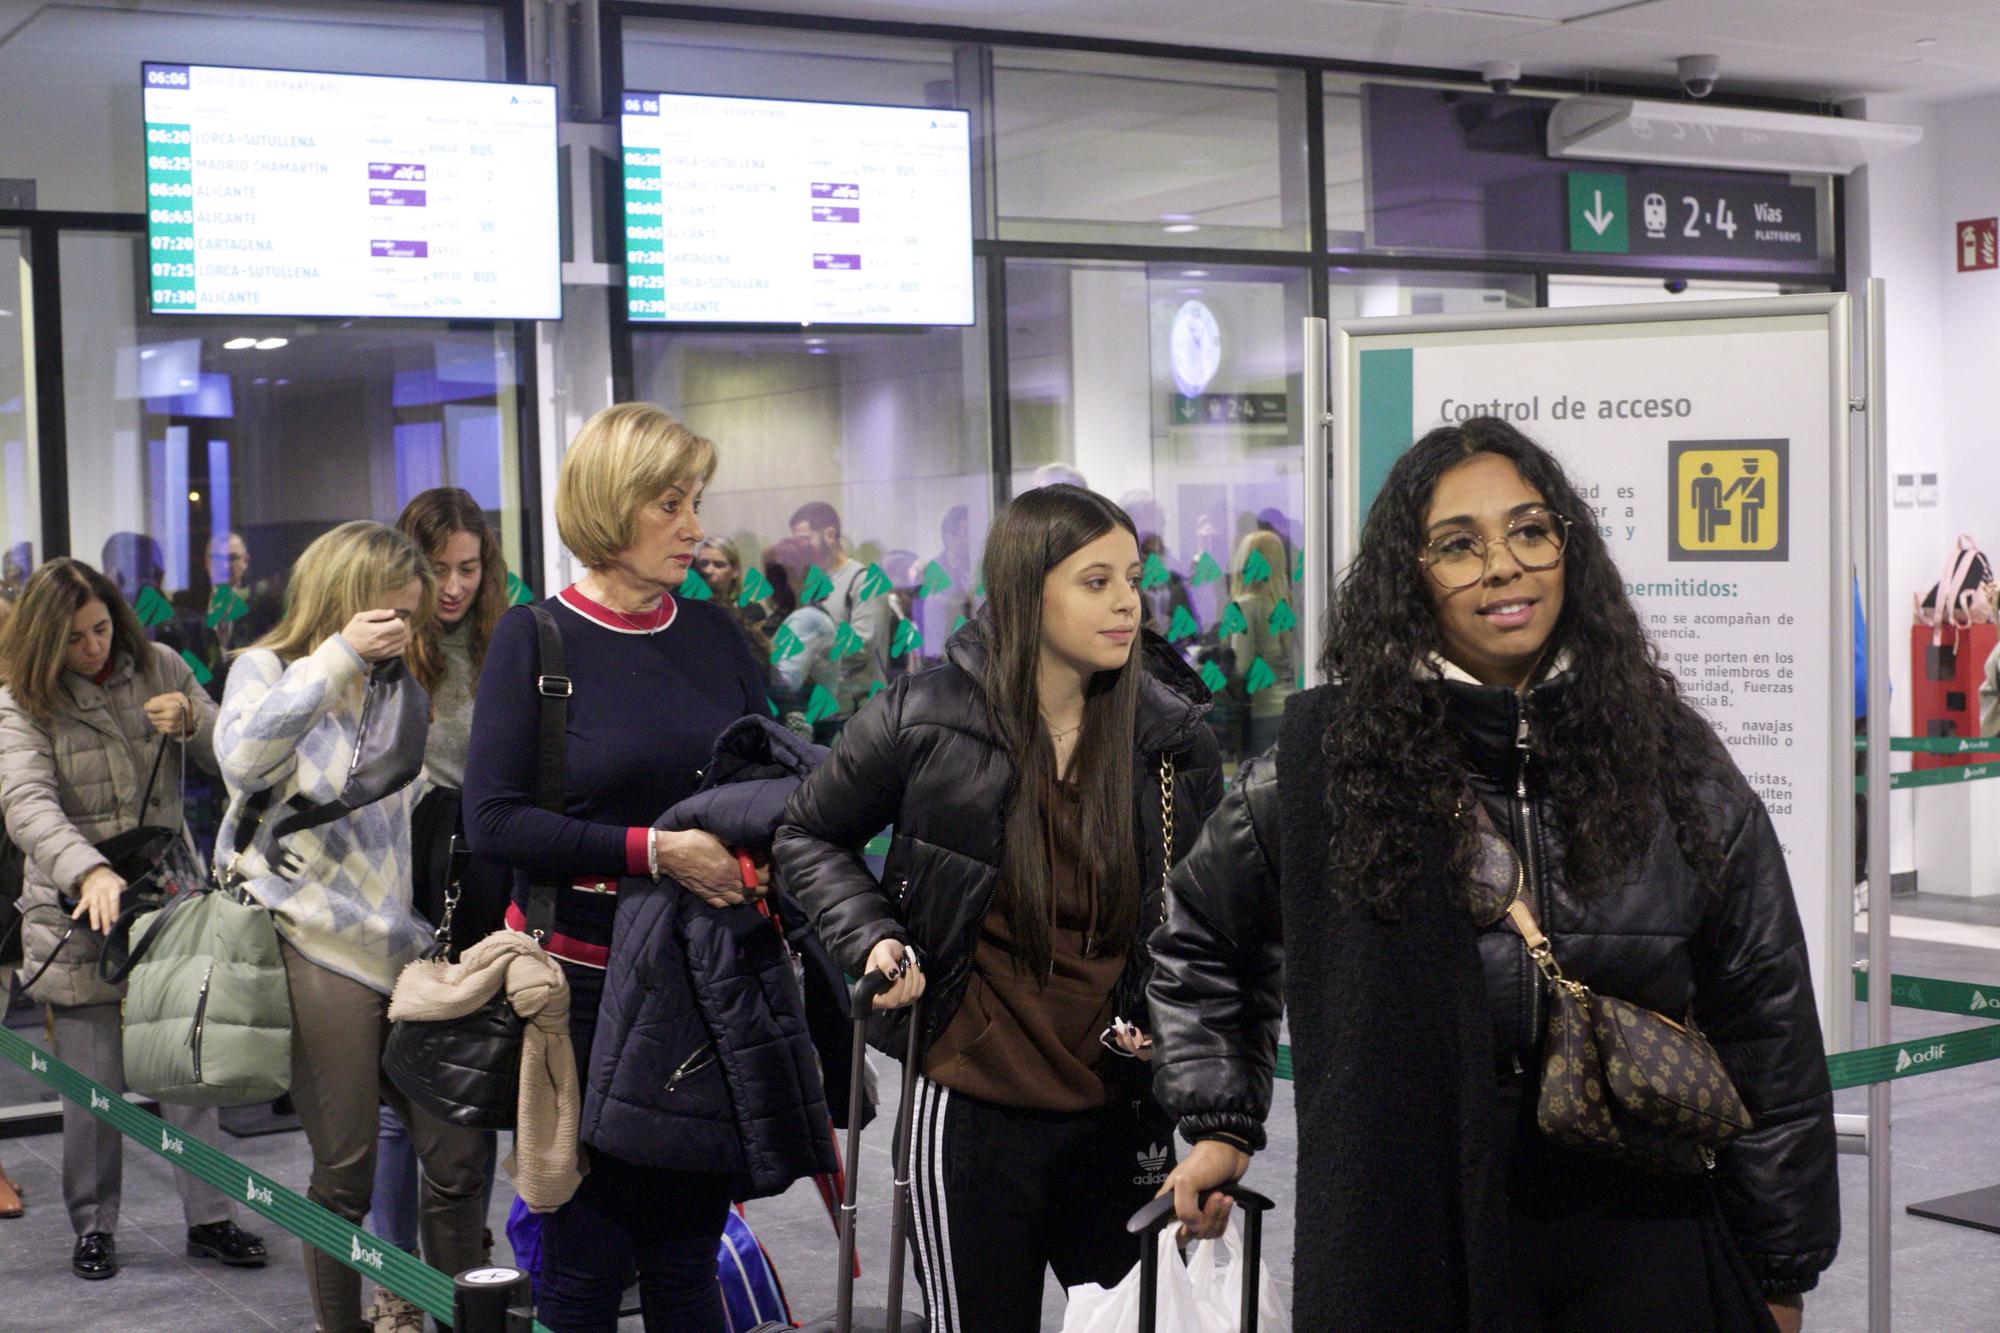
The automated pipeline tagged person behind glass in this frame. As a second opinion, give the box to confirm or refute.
[763,534,841,742]
[1148,418,1839,1332]
[463,403,771,1332]
[774,485,1223,1333]
[0,559,265,1280]
[214,521,490,1333]
[362,488,511,1333]
[1226,528,1297,758]
[788,500,892,731]
[694,535,772,664]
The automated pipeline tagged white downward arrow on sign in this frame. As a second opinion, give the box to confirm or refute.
[1584,190,1616,235]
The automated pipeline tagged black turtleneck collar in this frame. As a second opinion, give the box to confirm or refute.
[1430,671,1573,787]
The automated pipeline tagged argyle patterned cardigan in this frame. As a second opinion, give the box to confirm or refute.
[214,635,430,994]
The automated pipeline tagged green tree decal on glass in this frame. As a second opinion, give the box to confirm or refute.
[855,563,894,601]
[1140,553,1171,590]
[802,564,834,604]
[180,649,213,687]
[1166,605,1201,643]
[737,566,773,608]
[1189,552,1223,587]
[830,622,865,661]
[505,572,535,607]
[891,619,924,659]
[1241,546,1272,586]
[867,680,886,702]
[134,585,174,628]
[1198,660,1228,693]
[678,567,713,601]
[1293,549,1306,584]
[951,614,969,635]
[919,560,954,598]
[205,584,248,628]
[1268,599,1297,635]
[1216,602,1248,638]
[1244,656,1276,694]
[803,684,841,726]
[770,624,804,664]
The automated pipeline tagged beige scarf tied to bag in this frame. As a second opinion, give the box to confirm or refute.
[388,930,585,1211]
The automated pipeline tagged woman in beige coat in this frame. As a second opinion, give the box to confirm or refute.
[0,558,263,1281]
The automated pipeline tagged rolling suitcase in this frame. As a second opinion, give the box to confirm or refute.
[1126,1182,1276,1333]
[759,964,927,1333]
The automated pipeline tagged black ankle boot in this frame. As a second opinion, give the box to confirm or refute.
[186,1219,268,1267]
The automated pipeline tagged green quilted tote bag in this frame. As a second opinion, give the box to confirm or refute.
[104,884,292,1106]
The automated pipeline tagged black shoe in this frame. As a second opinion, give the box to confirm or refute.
[186,1220,267,1268]
[73,1231,117,1280]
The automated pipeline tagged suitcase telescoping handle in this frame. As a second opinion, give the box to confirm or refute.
[836,957,925,1333]
[1127,1182,1277,1333]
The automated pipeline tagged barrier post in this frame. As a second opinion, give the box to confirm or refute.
[1860,274,1893,1333]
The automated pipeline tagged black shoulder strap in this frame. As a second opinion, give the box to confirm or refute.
[524,604,569,939]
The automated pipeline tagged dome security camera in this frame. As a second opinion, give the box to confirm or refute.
[1677,54,1720,99]
[1479,60,1521,95]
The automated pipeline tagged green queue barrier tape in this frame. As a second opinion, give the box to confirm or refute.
[1856,761,2000,794]
[1858,736,2000,754]
[0,1024,552,1332]
[1853,969,2000,1017]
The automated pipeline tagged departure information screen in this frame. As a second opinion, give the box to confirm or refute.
[621,92,974,326]
[142,63,560,319]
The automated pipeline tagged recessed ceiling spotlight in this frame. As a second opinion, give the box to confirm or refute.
[1182,269,1210,278]
[1163,224,1200,234]
[254,337,288,350]
[275,377,290,385]
[187,490,201,503]
[223,336,256,350]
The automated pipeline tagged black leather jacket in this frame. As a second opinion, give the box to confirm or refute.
[1149,675,1840,1296]
[774,623,1224,1062]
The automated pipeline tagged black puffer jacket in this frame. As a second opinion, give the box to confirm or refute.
[1149,676,1839,1303]
[773,622,1223,1063]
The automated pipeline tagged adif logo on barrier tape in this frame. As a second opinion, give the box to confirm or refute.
[350,1235,386,1271]
[246,1178,273,1206]
[1974,991,1994,1013]
[90,1089,111,1112]
[1134,1142,1172,1187]
[1895,1044,1948,1074]
[160,1127,185,1155]
[29,1051,46,1073]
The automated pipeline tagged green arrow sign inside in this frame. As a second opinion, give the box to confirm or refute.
[1568,171,1629,254]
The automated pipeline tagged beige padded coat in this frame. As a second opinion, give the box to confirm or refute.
[0,641,217,1008]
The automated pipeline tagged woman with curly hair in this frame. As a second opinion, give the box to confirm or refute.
[1146,417,1838,1331]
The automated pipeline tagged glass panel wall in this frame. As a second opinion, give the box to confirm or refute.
[0,0,501,214]
[621,20,961,110]
[629,308,991,738]
[61,229,529,847]
[1007,258,1308,770]
[0,232,35,598]
[995,50,1310,250]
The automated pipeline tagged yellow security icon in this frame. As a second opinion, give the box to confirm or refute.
[1668,440,1789,563]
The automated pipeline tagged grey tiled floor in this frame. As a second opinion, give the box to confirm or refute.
[1,917,1997,1330]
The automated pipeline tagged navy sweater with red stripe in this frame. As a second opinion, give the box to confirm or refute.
[463,587,769,972]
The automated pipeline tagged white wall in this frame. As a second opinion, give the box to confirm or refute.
[1844,92,2000,883]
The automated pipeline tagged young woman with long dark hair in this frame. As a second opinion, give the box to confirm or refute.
[775,485,1224,1332]
[1148,418,1839,1331]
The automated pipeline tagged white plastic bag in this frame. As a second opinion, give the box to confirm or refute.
[1060,1227,1213,1333]
[1184,1214,1290,1333]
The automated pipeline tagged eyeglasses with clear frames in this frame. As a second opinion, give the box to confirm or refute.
[1421,509,1572,591]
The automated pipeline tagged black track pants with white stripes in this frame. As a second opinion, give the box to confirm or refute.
[905,1074,1177,1333]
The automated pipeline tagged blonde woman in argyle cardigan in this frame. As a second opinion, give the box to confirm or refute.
[214,520,488,1333]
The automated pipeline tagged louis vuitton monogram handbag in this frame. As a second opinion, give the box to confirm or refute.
[1466,795,1752,1175]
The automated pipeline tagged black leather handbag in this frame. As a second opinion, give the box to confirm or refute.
[383,605,570,1130]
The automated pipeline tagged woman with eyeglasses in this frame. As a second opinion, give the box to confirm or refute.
[1147,417,1838,1331]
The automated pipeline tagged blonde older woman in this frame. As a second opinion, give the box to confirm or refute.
[464,402,769,1332]
[214,521,488,1333]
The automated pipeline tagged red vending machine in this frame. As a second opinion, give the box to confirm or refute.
[1910,623,1998,770]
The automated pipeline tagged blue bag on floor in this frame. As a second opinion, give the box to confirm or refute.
[718,1206,792,1332]
[506,1195,544,1301]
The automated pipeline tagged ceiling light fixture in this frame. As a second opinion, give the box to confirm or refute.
[1163,224,1200,234]
[254,336,288,350]
[223,336,256,350]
